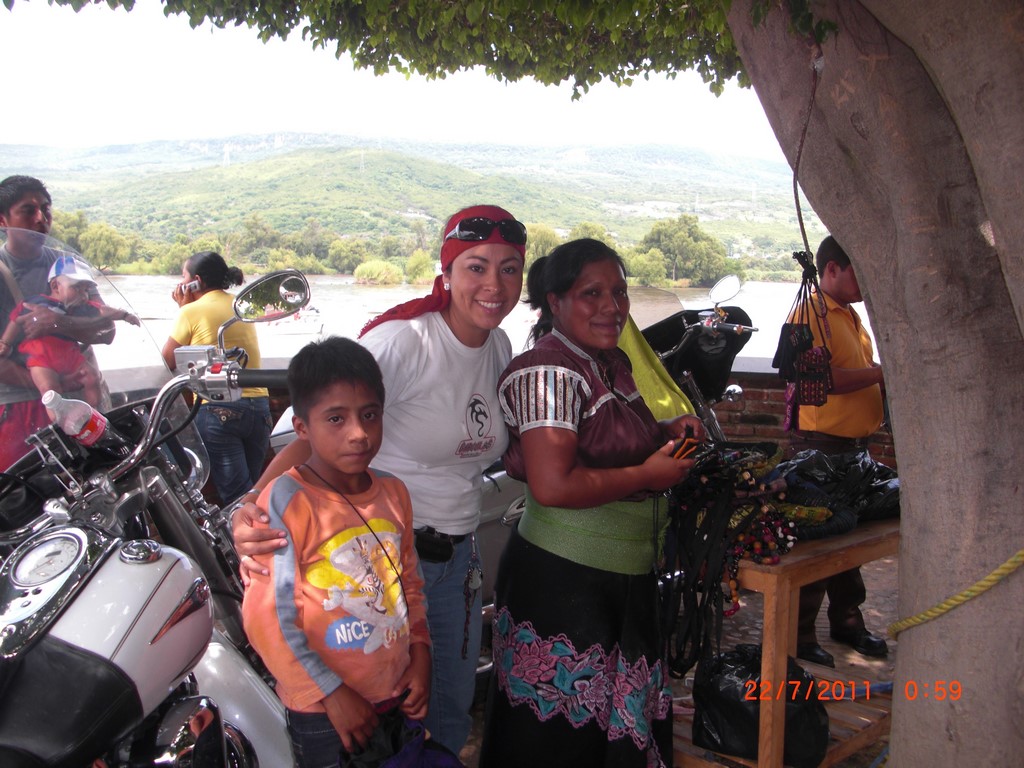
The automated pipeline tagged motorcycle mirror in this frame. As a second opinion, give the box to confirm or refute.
[707,274,741,306]
[233,270,311,323]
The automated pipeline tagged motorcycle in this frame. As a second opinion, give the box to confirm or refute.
[0,228,301,767]
[639,275,757,441]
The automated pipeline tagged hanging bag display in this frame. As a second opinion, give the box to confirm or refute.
[794,343,832,407]
[772,251,832,428]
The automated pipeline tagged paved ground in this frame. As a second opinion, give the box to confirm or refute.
[459,553,899,768]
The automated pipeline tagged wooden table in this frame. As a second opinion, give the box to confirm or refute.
[674,518,900,768]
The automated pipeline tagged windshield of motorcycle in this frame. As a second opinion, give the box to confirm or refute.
[0,227,209,483]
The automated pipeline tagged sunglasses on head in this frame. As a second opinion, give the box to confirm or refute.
[444,217,528,246]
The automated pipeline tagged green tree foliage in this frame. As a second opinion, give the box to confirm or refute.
[286,217,332,260]
[51,210,89,252]
[79,222,131,269]
[267,248,327,274]
[639,214,735,286]
[47,203,759,288]
[354,259,403,285]
[405,248,436,285]
[376,235,408,268]
[154,0,744,97]
[328,237,372,274]
[409,219,433,252]
[737,252,801,282]
[190,235,224,255]
[154,242,193,275]
[525,224,561,268]
[225,214,282,261]
[569,221,614,245]
[114,240,193,276]
[623,246,670,288]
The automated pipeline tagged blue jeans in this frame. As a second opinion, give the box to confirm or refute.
[286,709,341,768]
[196,396,271,504]
[420,535,482,755]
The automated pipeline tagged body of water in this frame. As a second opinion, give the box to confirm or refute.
[94,275,875,376]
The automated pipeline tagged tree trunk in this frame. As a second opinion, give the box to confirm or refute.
[726,1,1024,764]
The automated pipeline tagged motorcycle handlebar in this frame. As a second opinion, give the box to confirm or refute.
[231,369,288,389]
[110,364,288,482]
[710,321,758,335]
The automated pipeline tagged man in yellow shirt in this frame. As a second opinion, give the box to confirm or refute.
[789,236,888,668]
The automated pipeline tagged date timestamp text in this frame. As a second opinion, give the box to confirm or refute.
[743,680,872,702]
[743,679,963,702]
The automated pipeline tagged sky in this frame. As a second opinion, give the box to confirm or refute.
[1,0,786,160]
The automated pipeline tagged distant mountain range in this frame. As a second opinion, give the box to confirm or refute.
[0,133,824,250]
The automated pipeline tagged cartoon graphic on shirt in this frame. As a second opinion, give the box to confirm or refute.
[458,391,497,457]
[306,520,409,654]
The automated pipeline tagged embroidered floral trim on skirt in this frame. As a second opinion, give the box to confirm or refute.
[480,528,672,768]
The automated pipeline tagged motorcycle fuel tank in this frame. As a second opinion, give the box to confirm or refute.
[0,530,213,765]
[47,538,214,714]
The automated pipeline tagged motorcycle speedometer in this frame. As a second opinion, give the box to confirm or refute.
[12,531,83,587]
[0,526,117,657]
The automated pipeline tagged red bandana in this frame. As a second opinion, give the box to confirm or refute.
[359,204,526,337]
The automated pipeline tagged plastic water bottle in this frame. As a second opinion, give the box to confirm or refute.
[41,390,130,454]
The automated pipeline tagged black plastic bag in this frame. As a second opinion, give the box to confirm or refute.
[693,644,829,768]
[767,449,900,539]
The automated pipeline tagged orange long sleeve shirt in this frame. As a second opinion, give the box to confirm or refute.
[242,467,430,713]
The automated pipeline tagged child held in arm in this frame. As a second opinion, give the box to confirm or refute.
[0,255,139,406]
[241,337,431,767]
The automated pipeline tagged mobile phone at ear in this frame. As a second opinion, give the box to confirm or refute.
[184,279,200,292]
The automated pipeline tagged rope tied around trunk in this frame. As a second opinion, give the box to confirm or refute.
[888,546,1024,638]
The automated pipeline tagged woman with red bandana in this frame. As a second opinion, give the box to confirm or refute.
[233,205,526,756]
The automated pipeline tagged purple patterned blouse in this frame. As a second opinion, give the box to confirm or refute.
[498,328,664,482]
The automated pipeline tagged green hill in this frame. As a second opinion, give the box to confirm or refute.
[1,133,825,253]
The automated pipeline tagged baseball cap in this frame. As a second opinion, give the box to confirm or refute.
[48,255,96,286]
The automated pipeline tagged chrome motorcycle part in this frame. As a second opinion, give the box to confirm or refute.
[43,497,71,524]
[12,529,81,586]
[131,695,230,766]
[193,630,293,767]
[722,384,744,402]
[224,722,260,768]
[0,525,118,656]
[120,538,162,564]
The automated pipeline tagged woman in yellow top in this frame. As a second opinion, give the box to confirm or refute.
[162,251,271,504]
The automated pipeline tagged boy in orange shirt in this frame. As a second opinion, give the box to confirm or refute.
[242,337,431,765]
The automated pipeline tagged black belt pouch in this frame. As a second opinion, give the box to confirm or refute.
[414,530,455,563]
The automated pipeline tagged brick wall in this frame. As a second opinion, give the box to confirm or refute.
[713,369,897,469]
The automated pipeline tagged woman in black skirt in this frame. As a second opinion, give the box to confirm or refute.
[480,239,703,768]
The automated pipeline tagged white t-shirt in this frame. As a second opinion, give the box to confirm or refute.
[360,311,512,535]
